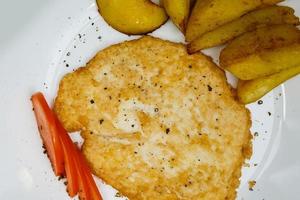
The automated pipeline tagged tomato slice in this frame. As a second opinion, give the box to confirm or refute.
[76,148,103,200]
[56,117,79,197]
[31,92,64,176]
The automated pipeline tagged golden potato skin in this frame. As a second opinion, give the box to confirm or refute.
[237,65,300,104]
[220,25,300,80]
[185,0,282,42]
[162,0,190,32]
[188,6,299,52]
[96,0,168,35]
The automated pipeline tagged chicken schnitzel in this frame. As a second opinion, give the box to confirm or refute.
[54,36,252,200]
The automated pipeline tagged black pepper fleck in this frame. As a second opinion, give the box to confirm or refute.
[58,175,64,181]
[99,119,104,124]
[165,128,170,134]
[268,112,271,116]
[90,99,95,104]
[258,100,263,105]
[207,85,213,91]
[66,64,69,67]
[154,108,159,112]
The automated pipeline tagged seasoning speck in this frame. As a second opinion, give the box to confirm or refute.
[66,64,69,67]
[66,52,71,56]
[115,192,123,198]
[90,99,95,104]
[165,128,170,134]
[99,119,104,124]
[267,112,271,116]
[207,85,212,91]
[258,100,263,105]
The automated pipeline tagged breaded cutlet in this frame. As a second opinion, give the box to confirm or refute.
[54,36,252,200]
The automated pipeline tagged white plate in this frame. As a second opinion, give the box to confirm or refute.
[0,1,299,199]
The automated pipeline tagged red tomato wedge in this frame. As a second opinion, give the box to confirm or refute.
[31,92,64,176]
[56,117,79,197]
[76,147,103,200]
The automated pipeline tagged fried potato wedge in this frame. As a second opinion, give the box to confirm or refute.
[96,0,168,35]
[162,0,190,32]
[188,6,299,52]
[237,65,300,104]
[220,25,300,80]
[185,0,282,42]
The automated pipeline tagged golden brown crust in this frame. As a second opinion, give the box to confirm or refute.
[54,36,252,200]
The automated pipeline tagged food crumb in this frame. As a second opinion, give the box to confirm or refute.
[267,112,271,116]
[244,163,250,167]
[248,180,256,191]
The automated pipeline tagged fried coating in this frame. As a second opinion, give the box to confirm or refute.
[54,36,252,200]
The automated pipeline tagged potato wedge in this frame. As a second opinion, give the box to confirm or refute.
[96,0,168,35]
[220,25,300,80]
[237,65,300,104]
[162,0,190,32]
[185,0,282,42]
[188,6,299,52]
